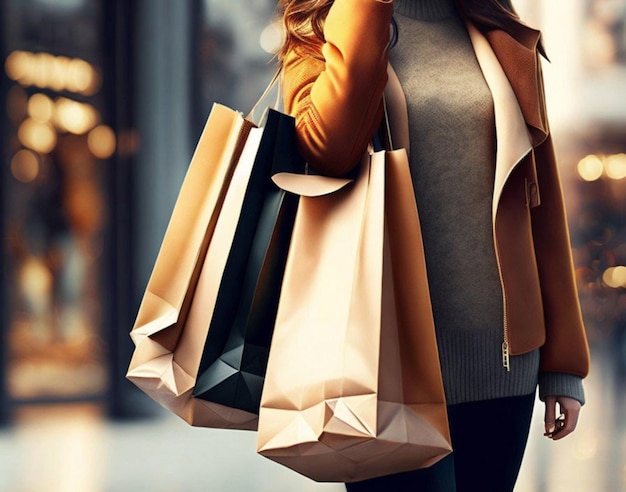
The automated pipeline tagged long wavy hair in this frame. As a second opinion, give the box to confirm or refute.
[276,0,532,61]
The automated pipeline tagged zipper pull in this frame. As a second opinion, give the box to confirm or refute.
[502,341,511,372]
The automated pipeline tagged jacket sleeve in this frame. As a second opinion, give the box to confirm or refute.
[530,135,590,378]
[281,0,394,176]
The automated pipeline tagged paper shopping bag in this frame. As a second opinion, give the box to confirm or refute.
[257,148,452,481]
[127,104,304,429]
[126,103,259,429]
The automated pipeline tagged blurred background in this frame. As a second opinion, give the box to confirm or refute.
[0,0,624,490]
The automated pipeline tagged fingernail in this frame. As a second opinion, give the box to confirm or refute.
[547,425,555,434]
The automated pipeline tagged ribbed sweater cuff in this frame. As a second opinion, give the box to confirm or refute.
[394,0,456,20]
[538,372,586,406]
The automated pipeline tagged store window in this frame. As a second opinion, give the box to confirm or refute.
[2,0,110,402]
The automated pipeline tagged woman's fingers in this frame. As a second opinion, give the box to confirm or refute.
[544,395,557,437]
[552,397,581,441]
[544,396,581,440]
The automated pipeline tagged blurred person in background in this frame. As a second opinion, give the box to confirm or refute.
[276,0,591,490]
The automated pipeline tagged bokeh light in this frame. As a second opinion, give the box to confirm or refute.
[31,52,56,88]
[54,97,99,135]
[604,153,626,180]
[602,266,626,289]
[10,149,40,183]
[48,55,71,92]
[17,118,57,154]
[87,125,116,159]
[577,154,604,181]
[577,153,626,181]
[4,50,32,84]
[260,21,283,54]
[27,93,54,122]
[4,50,100,96]
[66,58,100,95]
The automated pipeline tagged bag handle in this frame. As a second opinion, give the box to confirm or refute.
[250,68,395,198]
[382,94,394,151]
[246,69,283,126]
[241,67,353,196]
[272,92,394,197]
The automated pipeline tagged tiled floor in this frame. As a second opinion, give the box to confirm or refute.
[0,344,623,492]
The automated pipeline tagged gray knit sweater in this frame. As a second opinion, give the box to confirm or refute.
[391,0,584,405]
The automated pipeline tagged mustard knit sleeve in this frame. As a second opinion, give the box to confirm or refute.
[282,0,394,176]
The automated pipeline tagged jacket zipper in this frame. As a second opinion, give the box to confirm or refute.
[493,229,511,372]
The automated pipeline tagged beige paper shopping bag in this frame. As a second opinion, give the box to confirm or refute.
[257,149,452,481]
[127,103,265,429]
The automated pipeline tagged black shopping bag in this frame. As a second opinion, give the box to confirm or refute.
[192,108,304,414]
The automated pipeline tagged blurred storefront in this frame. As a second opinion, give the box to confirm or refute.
[0,0,278,423]
[1,0,113,420]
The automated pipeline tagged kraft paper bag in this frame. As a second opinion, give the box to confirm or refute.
[127,103,262,429]
[257,149,452,482]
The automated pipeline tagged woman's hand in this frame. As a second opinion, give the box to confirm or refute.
[543,395,581,440]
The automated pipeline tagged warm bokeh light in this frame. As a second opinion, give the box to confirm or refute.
[17,118,57,154]
[604,153,626,180]
[27,93,54,122]
[54,97,99,135]
[602,266,626,289]
[32,52,56,88]
[18,257,54,307]
[4,50,32,84]
[577,154,604,181]
[87,125,116,159]
[577,153,626,181]
[4,50,100,96]
[48,55,71,92]
[260,21,283,54]
[10,149,40,183]
[66,58,101,95]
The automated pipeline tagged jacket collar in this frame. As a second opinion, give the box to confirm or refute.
[481,22,549,146]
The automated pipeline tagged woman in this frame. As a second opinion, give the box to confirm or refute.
[276,0,590,490]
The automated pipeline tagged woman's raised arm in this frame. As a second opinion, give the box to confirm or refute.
[281,0,394,176]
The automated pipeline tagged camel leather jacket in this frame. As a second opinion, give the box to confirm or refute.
[281,0,590,379]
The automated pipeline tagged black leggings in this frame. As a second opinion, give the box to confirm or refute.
[345,393,535,492]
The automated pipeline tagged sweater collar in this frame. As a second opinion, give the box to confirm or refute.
[394,0,457,21]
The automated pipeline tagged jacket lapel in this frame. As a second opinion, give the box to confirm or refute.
[466,22,533,220]
[484,25,549,147]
